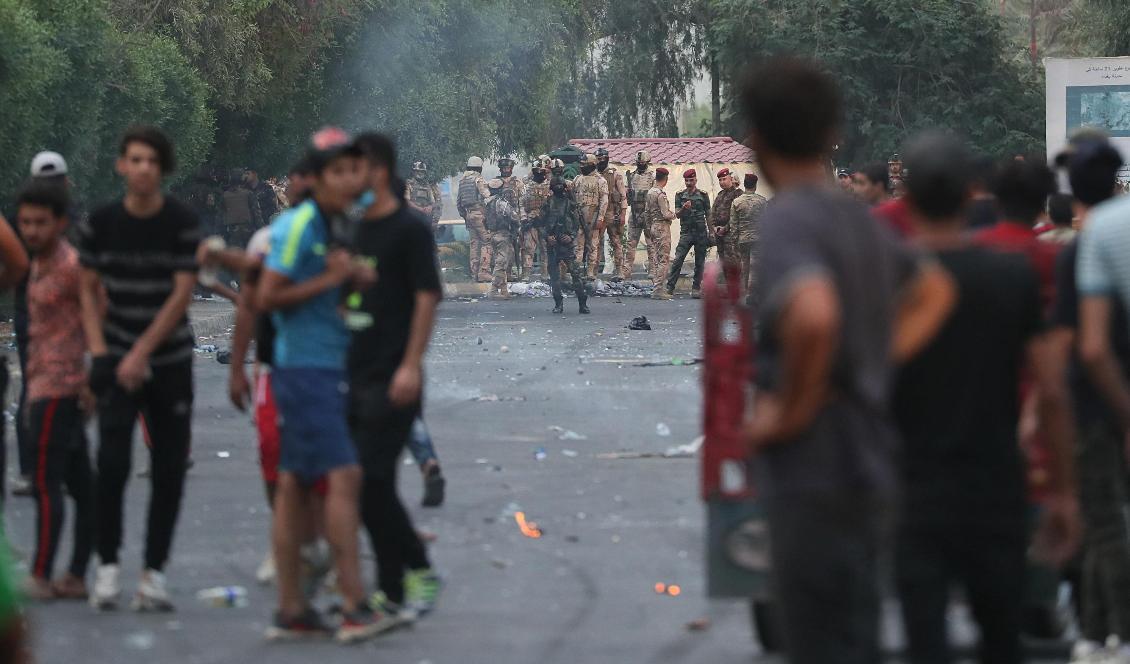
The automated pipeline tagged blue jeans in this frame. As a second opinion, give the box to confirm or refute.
[406,418,438,468]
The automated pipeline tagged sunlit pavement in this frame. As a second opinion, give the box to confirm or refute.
[9,295,1067,663]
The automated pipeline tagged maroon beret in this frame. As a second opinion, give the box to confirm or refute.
[655,167,669,178]
[716,168,731,179]
[683,168,696,179]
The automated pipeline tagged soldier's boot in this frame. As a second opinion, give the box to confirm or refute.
[578,295,590,315]
[552,298,564,314]
[651,287,672,301]
[691,287,702,300]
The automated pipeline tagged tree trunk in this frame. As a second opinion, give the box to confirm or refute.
[710,49,721,136]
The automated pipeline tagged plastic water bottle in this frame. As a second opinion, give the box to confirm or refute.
[195,586,248,608]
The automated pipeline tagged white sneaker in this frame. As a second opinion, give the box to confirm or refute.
[131,569,174,612]
[91,564,121,611]
[255,552,276,585]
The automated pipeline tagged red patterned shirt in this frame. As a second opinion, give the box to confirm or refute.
[27,240,86,401]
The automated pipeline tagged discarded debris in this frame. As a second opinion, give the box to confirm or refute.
[515,512,543,538]
[473,394,527,403]
[195,344,217,354]
[548,426,587,441]
[686,617,711,632]
[491,558,512,569]
[216,451,231,459]
[125,631,156,650]
[561,449,579,458]
[627,315,652,331]
[196,586,248,608]
[476,337,483,345]
[534,447,547,461]
[636,357,703,367]
[597,436,704,460]
[656,422,671,437]
[589,279,654,298]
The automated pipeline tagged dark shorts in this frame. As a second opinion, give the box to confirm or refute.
[271,367,357,484]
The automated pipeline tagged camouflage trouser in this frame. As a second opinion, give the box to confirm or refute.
[547,244,586,306]
[463,207,492,282]
[575,206,601,277]
[490,231,514,294]
[623,221,654,281]
[520,226,543,277]
[649,221,672,285]
[1077,420,1130,641]
[603,209,627,278]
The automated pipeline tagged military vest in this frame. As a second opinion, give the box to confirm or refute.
[524,179,551,221]
[485,196,515,233]
[574,174,603,208]
[627,170,655,206]
[457,173,483,210]
[407,178,435,208]
[603,169,623,206]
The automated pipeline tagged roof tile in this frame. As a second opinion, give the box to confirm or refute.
[569,137,754,165]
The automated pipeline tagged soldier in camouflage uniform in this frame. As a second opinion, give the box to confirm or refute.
[484,178,519,299]
[406,161,443,237]
[534,176,590,315]
[646,168,676,298]
[708,168,744,281]
[623,151,656,282]
[571,154,608,279]
[498,157,525,279]
[457,156,492,282]
[727,173,768,305]
[597,148,629,280]
[520,157,552,280]
[664,169,711,298]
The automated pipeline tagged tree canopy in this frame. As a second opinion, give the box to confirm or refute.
[2,0,1122,206]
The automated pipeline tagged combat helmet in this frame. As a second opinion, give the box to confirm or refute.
[635,150,651,165]
[467,156,484,170]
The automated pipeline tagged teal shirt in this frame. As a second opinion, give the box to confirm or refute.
[264,200,350,369]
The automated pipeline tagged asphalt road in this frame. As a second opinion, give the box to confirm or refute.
[6,294,1070,663]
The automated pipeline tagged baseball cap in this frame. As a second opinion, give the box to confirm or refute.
[305,127,361,173]
[30,151,68,178]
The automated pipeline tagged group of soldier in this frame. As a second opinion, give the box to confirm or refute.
[442,149,767,313]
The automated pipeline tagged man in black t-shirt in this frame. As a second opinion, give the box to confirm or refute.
[893,133,1079,664]
[77,126,200,612]
[347,134,442,620]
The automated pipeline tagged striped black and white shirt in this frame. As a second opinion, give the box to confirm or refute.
[77,198,201,366]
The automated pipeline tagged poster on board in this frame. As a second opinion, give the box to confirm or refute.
[1047,57,1130,174]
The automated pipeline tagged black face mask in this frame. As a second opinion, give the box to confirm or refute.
[533,171,547,183]
[501,168,513,178]
[551,185,566,197]
[581,164,596,175]
[636,164,647,173]
[598,161,609,171]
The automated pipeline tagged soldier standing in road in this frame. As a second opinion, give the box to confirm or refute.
[222,170,261,249]
[623,151,656,282]
[647,168,676,299]
[728,173,768,305]
[520,157,552,281]
[498,158,524,280]
[571,154,608,279]
[457,157,492,282]
[664,169,710,299]
[535,176,590,315]
[597,148,628,280]
[406,161,443,237]
[484,178,519,299]
[709,168,743,276]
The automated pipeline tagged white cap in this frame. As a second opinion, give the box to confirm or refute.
[30,151,68,178]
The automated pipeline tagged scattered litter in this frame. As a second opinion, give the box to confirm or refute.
[515,512,543,538]
[589,280,654,298]
[125,631,156,650]
[653,582,682,597]
[686,617,711,632]
[656,422,671,437]
[475,458,490,465]
[491,558,512,569]
[196,586,248,608]
[216,350,232,364]
[548,426,587,441]
[636,357,703,367]
[508,282,530,295]
[473,394,527,402]
[564,535,580,543]
[627,316,652,331]
[664,436,704,458]
[500,345,510,353]
[506,280,554,298]
[476,337,483,345]
[561,449,579,458]
[534,447,547,461]
[216,451,231,459]
[194,344,217,354]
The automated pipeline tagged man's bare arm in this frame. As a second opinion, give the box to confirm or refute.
[749,276,841,444]
[892,264,957,363]
[404,291,439,369]
[79,269,108,356]
[0,216,27,290]
[1079,296,1130,430]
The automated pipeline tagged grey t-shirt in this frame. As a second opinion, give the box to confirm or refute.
[755,185,919,499]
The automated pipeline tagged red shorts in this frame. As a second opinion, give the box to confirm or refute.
[255,371,326,494]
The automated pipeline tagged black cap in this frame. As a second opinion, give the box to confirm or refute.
[306,126,361,173]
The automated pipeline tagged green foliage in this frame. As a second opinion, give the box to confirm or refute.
[712,0,1045,166]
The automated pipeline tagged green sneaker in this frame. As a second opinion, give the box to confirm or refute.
[368,590,416,626]
[404,569,441,616]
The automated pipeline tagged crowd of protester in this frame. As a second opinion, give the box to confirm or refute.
[743,57,1130,664]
